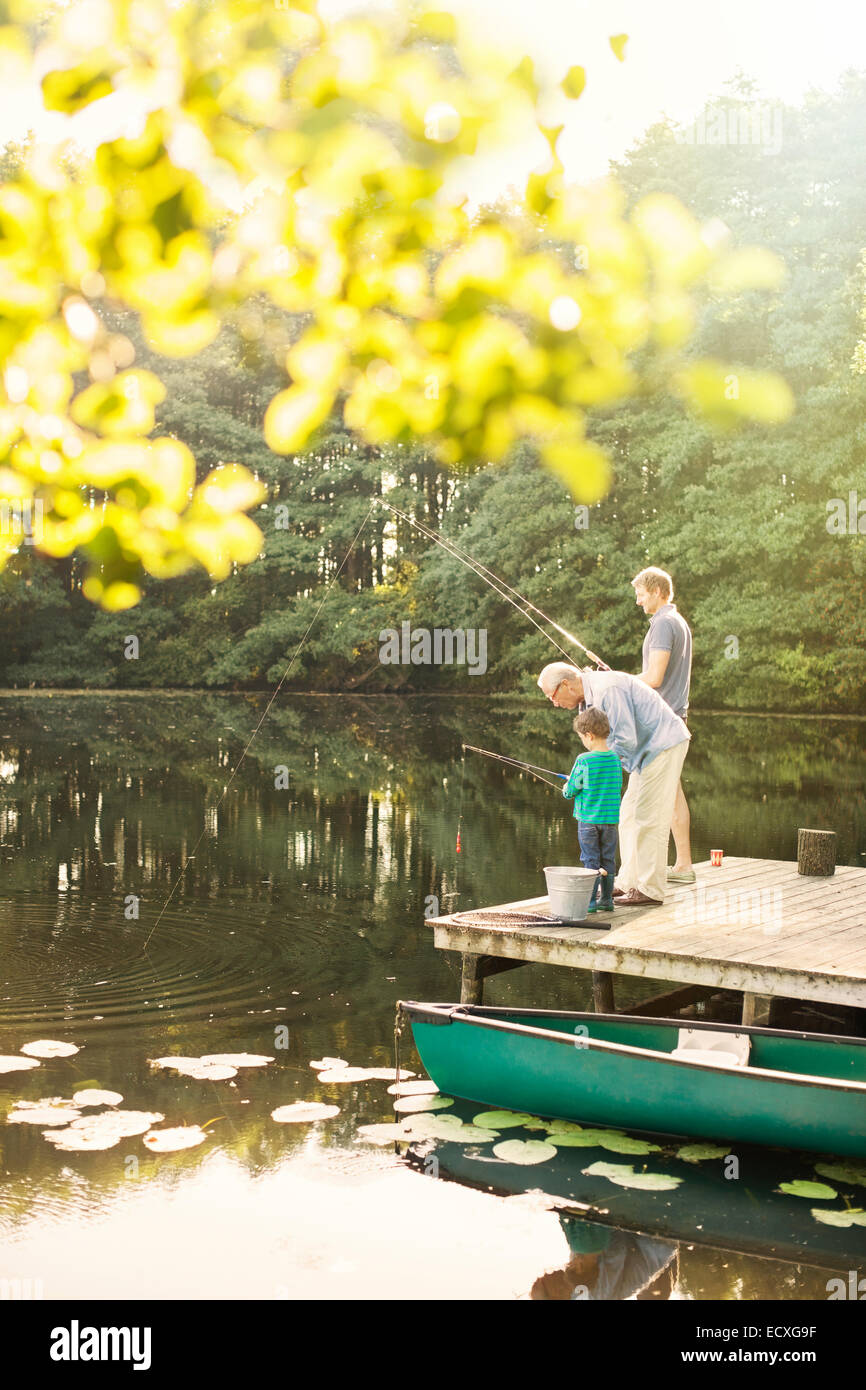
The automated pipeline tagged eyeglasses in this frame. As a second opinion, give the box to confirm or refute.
[547,679,565,703]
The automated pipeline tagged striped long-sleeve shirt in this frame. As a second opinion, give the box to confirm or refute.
[563,749,622,824]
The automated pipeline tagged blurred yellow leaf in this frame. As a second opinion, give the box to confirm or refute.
[436,228,512,300]
[264,384,334,453]
[609,34,628,62]
[541,439,611,502]
[416,10,457,42]
[70,371,166,436]
[708,246,787,295]
[677,361,795,426]
[195,464,265,516]
[42,57,113,113]
[561,66,586,100]
[632,193,711,286]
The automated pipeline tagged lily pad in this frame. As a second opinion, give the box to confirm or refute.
[149,1057,237,1080]
[355,1122,415,1146]
[544,1120,628,1136]
[441,1124,497,1143]
[472,1110,537,1130]
[309,1058,348,1071]
[676,1143,730,1163]
[200,1053,273,1068]
[814,1162,866,1189]
[20,1040,79,1058]
[7,1100,82,1126]
[492,1139,557,1166]
[73,1089,123,1108]
[545,1128,660,1154]
[408,1115,497,1143]
[387,1079,439,1097]
[149,1056,202,1071]
[583,1161,683,1191]
[43,1110,165,1151]
[403,1111,463,1131]
[586,1133,661,1155]
[0,1056,40,1073]
[392,1094,453,1114]
[41,1127,118,1152]
[543,1130,608,1147]
[316,1067,382,1083]
[143,1126,208,1152]
[271,1102,340,1124]
[778,1180,837,1200]
[811,1207,866,1228]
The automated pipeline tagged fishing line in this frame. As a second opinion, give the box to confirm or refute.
[143,502,378,950]
[379,499,576,664]
[144,490,598,949]
[379,499,609,669]
[461,742,565,790]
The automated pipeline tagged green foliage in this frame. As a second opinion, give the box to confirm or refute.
[1,67,865,712]
[0,0,788,612]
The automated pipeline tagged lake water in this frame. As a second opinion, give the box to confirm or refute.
[1,694,864,1300]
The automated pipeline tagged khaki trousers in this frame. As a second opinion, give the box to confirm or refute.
[615,741,689,902]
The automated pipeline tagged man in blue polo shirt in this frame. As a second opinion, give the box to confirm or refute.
[632,567,694,885]
[537,663,690,905]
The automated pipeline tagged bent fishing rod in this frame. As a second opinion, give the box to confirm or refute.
[377,499,610,671]
[461,743,567,790]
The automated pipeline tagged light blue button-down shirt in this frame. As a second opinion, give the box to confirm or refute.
[579,670,690,774]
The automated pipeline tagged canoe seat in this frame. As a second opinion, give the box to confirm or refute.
[670,1028,751,1068]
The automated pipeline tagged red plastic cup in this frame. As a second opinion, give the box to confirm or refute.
[710,849,724,867]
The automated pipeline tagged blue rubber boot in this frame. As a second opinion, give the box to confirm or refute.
[597,869,615,912]
[586,873,602,914]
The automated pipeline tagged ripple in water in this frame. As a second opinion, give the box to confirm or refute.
[0,895,353,1029]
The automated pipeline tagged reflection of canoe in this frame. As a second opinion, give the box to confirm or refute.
[399,1003,866,1159]
[410,1102,865,1271]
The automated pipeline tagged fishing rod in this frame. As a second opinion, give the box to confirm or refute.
[145,493,601,936]
[461,743,567,789]
[378,499,610,670]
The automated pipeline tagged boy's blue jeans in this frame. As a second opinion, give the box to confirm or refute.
[577,822,619,903]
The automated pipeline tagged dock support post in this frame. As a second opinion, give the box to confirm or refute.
[592,971,615,1013]
[460,953,484,1005]
[742,992,775,1026]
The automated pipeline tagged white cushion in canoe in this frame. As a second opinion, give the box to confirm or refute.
[670,1047,742,1068]
[670,1029,751,1068]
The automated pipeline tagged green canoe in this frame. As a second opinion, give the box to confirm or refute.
[399,1002,866,1159]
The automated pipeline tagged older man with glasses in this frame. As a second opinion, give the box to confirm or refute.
[537,662,691,906]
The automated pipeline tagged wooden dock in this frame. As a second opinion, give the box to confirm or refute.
[428,856,866,1024]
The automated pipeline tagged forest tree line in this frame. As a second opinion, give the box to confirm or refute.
[1,76,865,710]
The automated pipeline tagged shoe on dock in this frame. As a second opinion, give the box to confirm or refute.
[667,867,696,883]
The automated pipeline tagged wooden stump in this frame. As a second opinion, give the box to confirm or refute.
[797,827,836,877]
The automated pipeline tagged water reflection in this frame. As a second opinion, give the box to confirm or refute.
[531,1218,678,1300]
[1,695,865,1299]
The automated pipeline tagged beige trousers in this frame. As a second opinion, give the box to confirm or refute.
[615,741,689,902]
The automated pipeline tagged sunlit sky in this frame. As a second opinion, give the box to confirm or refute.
[3,0,866,203]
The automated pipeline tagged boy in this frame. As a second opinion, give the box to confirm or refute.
[562,708,622,913]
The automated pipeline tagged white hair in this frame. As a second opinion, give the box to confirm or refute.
[537,661,583,695]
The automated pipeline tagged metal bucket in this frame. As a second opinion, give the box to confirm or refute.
[543,866,599,921]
